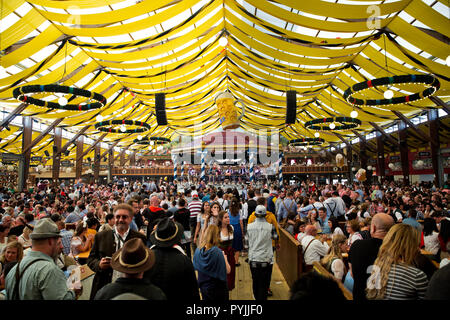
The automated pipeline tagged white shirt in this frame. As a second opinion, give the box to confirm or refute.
[330,258,346,281]
[296,232,306,242]
[301,235,329,265]
[323,197,346,217]
[217,198,228,210]
[424,232,440,255]
[112,226,130,282]
[347,232,363,248]
[332,227,344,238]
[395,211,403,222]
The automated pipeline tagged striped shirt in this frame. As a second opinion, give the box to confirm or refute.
[188,199,202,219]
[383,264,428,300]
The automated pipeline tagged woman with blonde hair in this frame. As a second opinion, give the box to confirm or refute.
[193,224,230,301]
[366,224,428,300]
[0,240,23,275]
[321,234,348,281]
[70,221,94,264]
[17,225,33,249]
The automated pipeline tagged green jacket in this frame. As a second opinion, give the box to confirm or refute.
[5,250,75,300]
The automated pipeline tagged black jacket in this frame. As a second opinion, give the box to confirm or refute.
[144,246,200,301]
[87,228,147,299]
[93,277,166,300]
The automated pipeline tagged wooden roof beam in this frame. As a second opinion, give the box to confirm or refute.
[22,118,64,155]
[368,122,399,147]
[391,111,437,147]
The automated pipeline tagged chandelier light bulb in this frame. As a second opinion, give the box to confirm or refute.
[329,123,336,130]
[219,36,228,47]
[150,141,155,146]
[137,135,143,140]
[58,96,68,106]
[120,125,126,132]
[350,110,358,118]
[314,132,320,138]
[384,89,394,99]
[446,55,450,67]
[96,115,103,122]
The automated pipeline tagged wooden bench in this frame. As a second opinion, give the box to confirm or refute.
[312,261,353,300]
[276,228,306,288]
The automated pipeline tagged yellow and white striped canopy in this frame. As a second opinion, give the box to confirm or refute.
[0,0,449,159]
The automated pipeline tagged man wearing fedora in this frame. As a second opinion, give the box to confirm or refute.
[144,217,200,301]
[87,203,146,299]
[5,218,82,300]
[93,238,166,300]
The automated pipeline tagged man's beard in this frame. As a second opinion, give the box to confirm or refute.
[116,222,128,233]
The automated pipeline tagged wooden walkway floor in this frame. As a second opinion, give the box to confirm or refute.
[80,253,291,301]
[230,255,291,300]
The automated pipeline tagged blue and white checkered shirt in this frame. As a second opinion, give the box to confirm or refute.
[60,229,73,256]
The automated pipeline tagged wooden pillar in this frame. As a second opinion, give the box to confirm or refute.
[94,144,101,184]
[346,144,353,182]
[75,135,84,180]
[376,131,385,182]
[397,120,410,185]
[428,109,444,187]
[52,127,62,187]
[359,138,368,170]
[21,116,33,191]
[108,148,114,183]
[120,150,126,167]
[129,151,136,166]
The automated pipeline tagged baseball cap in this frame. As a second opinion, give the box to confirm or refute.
[255,205,267,217]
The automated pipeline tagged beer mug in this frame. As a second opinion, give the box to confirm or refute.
[215,91,245,130]
[356,168,366,182]
[336,153,345,168]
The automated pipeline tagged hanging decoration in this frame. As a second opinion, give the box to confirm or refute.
[95,120,150,133]
[355,168,367,182]
[149,137,171,144]
[289,138,325,147]
[13,84,107,111]
[343,74,440,107]
[304,117,361,131]
[336,153,345,168]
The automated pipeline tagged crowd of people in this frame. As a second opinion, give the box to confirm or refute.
[0,176,449,301]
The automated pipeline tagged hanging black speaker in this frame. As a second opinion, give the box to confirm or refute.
[155,93,168,125]
[44,150,50,157]
[285,90,297,124]
[64,149,70,156]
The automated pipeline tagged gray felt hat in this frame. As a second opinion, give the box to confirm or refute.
[30,218,61,240]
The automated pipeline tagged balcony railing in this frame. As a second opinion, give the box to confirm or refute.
[111,165,349,176]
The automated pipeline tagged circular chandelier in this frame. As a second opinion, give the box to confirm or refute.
[133,136,171,145]
[343,74,440,107]
[95,120,150,133]
[305,117,361,131]
[289,138,325,146]
[13,84,107,111]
